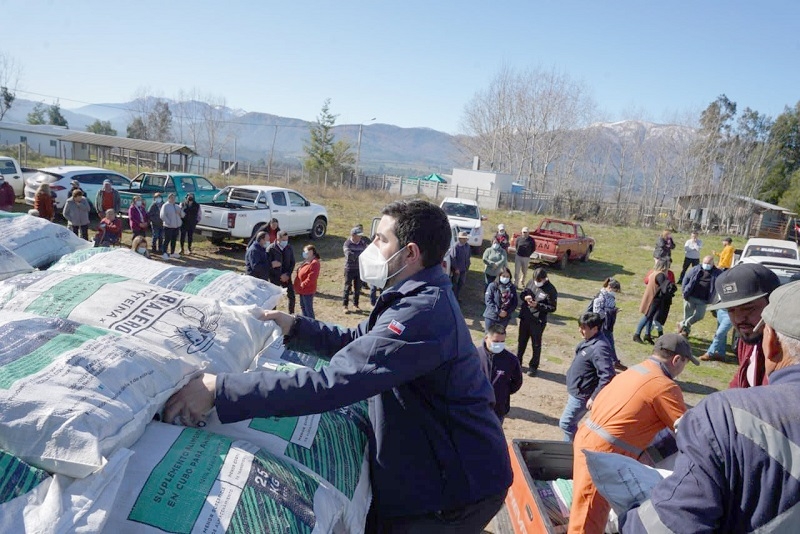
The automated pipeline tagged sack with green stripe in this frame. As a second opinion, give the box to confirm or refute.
[203,360,372,532]
[0,270,274,374]
[49,248,283,309]
[0,214,92,268]
[104,422,347,533]
[0,448,131,533]
[0,311,197,478]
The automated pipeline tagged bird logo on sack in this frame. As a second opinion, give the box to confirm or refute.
[721,282,738,295]
[387,319,406,336]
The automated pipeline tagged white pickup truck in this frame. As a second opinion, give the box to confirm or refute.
[737,237,800,285]
[196,185,329,244]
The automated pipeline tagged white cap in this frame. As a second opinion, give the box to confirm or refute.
[522,226,529,233]
[498,224,505,231]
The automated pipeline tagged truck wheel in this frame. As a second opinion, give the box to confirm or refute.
[557,252,569,270]
[310,217,327,239]
[581,247,592,263]
[470,245,482,256]
[210,237,225,246]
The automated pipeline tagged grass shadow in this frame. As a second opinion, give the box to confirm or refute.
[530,369,567,386]
[558,260,635,282]
[676,380,720,396]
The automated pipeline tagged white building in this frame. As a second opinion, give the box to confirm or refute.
[0,122,74,159]
[449,157,515,193]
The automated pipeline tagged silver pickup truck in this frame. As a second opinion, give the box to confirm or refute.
[196,185,329,244]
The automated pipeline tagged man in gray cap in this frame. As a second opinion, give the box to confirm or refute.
[449,230,471,302]
[705,263,781,388]
[621,281,800,533]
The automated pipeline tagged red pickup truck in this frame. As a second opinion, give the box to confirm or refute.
[510,218,595,270]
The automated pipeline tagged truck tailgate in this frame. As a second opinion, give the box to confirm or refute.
[506,440,573,534]
[199,205,231,230]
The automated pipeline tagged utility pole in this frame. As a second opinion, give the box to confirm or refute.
[354,117,376,187]
[267,125,278,181]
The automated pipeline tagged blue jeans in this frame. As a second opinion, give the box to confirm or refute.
[635,315,653,337]
[680,296,708,334]
[559,394,589,442]
[299,294,315,319]
[707,308,732,356]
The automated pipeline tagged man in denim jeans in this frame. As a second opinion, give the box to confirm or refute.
[559,312,616,441]
[699,308,733,362]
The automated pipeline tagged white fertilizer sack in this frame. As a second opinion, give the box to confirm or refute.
[204,363,371,532]
[0,214,92,268]
[0,243,34,281]
[50,248,284,309]
[0,311,197,478]
[0,448,131,534]
[252,328,329,371]
[105,421,347,533]
[584,450,672,516]
[0,270,274,374]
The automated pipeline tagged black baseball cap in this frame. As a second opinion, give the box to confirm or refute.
[655,333,699,365]
[707,263,781,311]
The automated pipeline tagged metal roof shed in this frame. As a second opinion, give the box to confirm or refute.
[59,132,196,173]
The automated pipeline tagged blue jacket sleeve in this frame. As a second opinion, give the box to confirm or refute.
[621,403,726,533]
[215,308,448,421]
[590,340,616,399]
[484,284,500,317]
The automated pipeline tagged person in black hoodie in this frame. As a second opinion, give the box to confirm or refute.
[518,267,558,377]
[267,230,296,314]
[476,323,522,424]
[179,193,201,255]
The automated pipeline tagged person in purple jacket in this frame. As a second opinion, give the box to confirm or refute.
[475,323,522,424]
[164,199,512,533]
[127,194,150,241]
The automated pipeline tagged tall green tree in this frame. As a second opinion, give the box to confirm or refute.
[126,99,173,141]
[759,102,800,204]
[27,103,46,125]
[47,102,68,127]
[303,99,338,173]
[87,119,117,136]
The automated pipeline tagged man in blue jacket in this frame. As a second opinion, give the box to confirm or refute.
[475,323,523,423]
[164,199,512,532]
[622,280,800,533]
[449,230,471,302]
[267,230,296,314]
[559,312,616,442]
[244,231,270,282]
[678,255,721,336]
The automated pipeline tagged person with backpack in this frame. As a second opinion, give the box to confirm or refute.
[590,278,626,371]
[634,259,676,344]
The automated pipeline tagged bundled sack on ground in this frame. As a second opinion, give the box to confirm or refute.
[0,243,34,281]
[0,448,131,534]
[0,311,198,478]
[204,360,371,533]
[0,214,92,268]
[0,270,273,374]
[49,248,284,309]
[104,421,348,534]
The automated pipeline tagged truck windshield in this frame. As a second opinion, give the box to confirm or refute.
[442,203,479,219]
[744,245,798,260]
[0,160,17,175]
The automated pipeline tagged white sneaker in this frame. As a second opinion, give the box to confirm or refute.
[162,253,170,260]
[171,253,181,258]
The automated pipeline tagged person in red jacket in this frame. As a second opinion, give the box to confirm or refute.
[94,208,123,246]
[33,183,55,221]
[294,244,321,319]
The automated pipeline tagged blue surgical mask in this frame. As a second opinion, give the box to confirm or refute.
[492,243,500,250]
[702,263,712,271]
[134,201,142,207]
[489,341,505,354]
[154,198,163,204]
[279,240,288,248]
[302,251,309,259]
[499,276,510,285]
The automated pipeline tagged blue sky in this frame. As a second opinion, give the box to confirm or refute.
[4,0,799,133]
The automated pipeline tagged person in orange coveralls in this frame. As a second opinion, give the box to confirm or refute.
[567,333,697,534]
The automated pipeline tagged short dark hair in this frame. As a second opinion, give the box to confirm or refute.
[533,267,548,281]
[256,231,268,243]
[278,230,289,238]
[578,312,604,330]
[723,237,732,244]
[487,323,506,336]
[381,200,451,269]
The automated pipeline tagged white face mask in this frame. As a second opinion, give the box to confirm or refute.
[302,250,309,259]
[499,276,510,284]
[492,243,500,250]
[534,280,545,288]
[489,341,505,354]
[137,247,147,255]
[155,198,163,204]
[359,242,408,290]
[279,240,288,249]
[134,201,142,207]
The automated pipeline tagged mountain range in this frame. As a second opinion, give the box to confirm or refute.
[2,97,697,182]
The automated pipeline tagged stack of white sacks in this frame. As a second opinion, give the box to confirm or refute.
[0,216,372,533]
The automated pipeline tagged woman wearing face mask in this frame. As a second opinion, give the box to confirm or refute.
[590,278,626,371]
[482,238,508,289]
[179,193,201,255]
[293,245,321,319]
[160,193,184,259]
[148,193,164,253]
[131,235,151,258]
[518,267,559,377]
[483,267,518,333]
[128,195,150,241]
